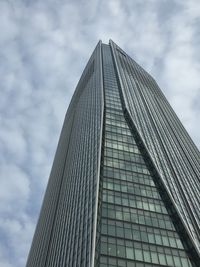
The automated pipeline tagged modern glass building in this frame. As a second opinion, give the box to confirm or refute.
[26,40,200,267]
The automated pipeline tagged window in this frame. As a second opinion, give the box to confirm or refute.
[126,248,134,259]
[108,244,116,256]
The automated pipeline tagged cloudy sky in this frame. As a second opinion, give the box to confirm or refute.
[0,0,200,266]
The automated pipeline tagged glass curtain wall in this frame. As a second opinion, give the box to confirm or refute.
[95,44,193,267]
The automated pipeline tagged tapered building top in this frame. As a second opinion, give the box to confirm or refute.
[26,40,200,267]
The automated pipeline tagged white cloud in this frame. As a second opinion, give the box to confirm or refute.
[158,0,200,147]
[0,216,35,267]
[0,0,199,266]
[0,165,30,215]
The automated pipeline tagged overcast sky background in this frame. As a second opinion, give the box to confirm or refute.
[0,0,200,266]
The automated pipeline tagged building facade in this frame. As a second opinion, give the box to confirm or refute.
[26,41,200,267]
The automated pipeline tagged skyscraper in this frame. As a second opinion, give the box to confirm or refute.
[26,40,200,267]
